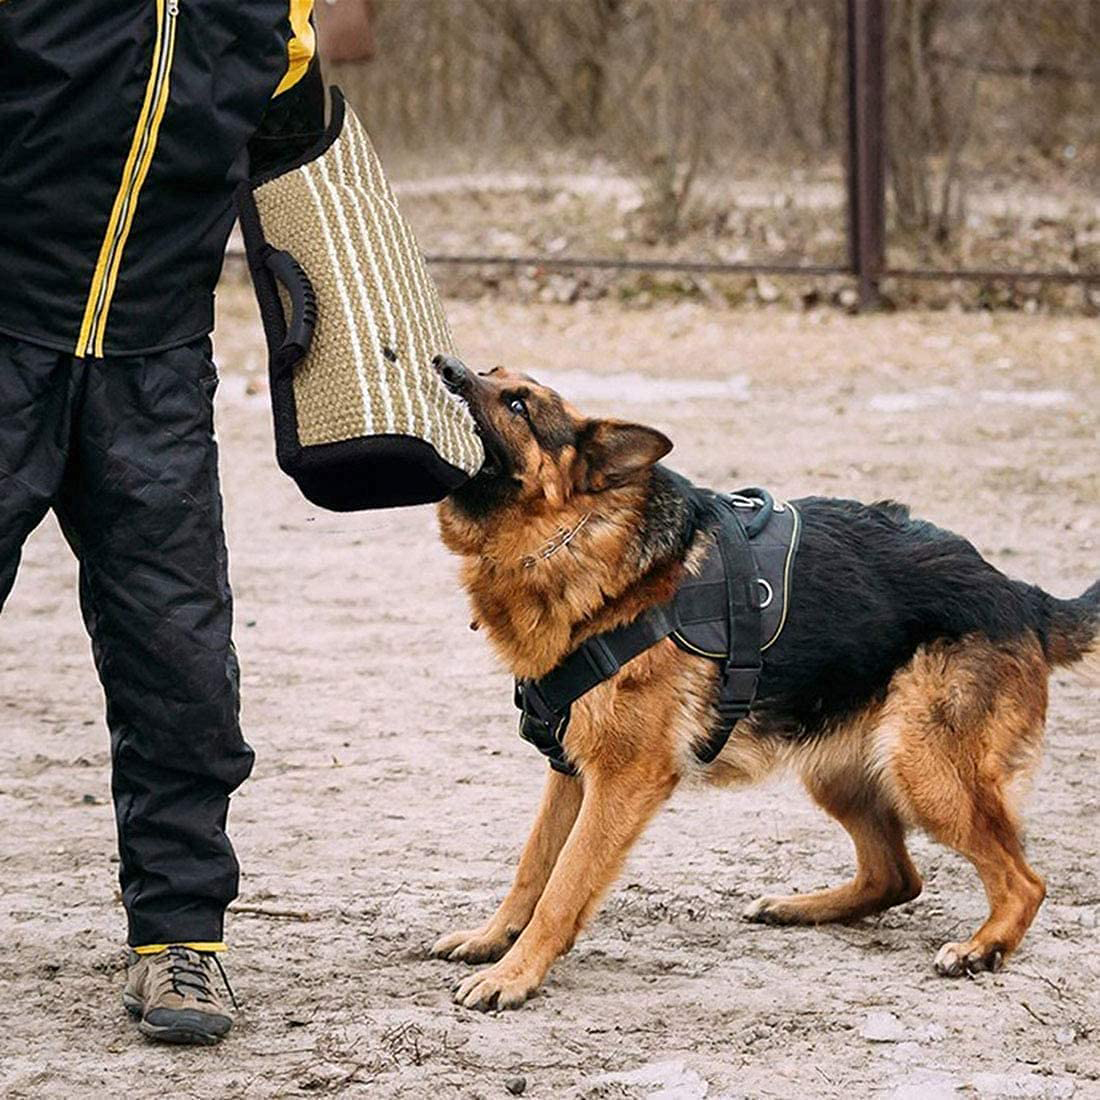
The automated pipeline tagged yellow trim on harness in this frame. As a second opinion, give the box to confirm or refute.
[74,0,179,357]
[761,502,800,651]
[670,631,724,660]
[273,0,316,97]
[133,942,227,955]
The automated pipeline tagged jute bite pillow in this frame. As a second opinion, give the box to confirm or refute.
[236,88,483,511]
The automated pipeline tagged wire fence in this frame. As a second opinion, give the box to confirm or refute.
[317,0,1100,308]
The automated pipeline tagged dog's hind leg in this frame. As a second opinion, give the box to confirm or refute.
[432,768,583,964]
[743,776,922,926]
[885,636,1048,976]
[921,793,1046,977]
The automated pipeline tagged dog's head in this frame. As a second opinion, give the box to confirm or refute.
[435,356,672,522]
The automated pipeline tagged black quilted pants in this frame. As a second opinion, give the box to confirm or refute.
[0,333,254,946]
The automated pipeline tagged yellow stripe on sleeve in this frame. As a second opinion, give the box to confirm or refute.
[273,0,316,98]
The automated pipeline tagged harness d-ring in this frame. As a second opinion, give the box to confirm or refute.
[757,578,774,609]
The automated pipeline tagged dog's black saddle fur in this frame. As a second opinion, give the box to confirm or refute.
[515,488,801,775]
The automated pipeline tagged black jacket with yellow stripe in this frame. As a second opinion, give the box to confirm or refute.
[0,0,319,357]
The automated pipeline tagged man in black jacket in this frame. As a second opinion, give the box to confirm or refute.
[0,1,325,1045]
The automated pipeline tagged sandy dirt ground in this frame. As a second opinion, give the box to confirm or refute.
[1,284,1097,1098]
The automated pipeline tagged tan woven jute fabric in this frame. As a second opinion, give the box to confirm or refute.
[252,105,484,474]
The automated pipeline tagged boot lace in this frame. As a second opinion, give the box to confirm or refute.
[159,945,239,1010]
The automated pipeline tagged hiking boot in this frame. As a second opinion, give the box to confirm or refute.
[123,946,235,1045]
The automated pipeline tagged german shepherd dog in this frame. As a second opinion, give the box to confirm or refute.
[431,358,1099,1012]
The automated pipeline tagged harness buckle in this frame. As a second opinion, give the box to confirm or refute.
[699,664,760,765]
[515,678,552,721]
[711,663,760,738]
[720,664,761,704]
[515,679,577,775]
[581,636,620,682]
[714,697,752,727]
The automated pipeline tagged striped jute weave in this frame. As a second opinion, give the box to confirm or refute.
[238,88,483,510]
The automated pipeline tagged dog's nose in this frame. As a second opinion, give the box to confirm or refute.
[433,354,469,392]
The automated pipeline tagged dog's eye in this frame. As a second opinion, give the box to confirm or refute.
[508,397,529,419]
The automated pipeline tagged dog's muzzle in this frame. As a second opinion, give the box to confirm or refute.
[433,355,471,395]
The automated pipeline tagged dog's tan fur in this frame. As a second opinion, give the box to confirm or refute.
[433,367,1069,1010]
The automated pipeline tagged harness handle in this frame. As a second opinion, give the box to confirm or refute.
[724,487,775,537]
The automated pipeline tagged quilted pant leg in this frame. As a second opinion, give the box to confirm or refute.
[54,339,254,946]
[0,335,75,609]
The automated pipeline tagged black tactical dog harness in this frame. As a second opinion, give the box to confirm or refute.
[514,489,801,774]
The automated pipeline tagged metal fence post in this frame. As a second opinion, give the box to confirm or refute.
[847,0,887,310]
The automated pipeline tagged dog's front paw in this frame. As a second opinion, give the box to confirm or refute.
[431,925,515,964]
[452,960,542,1012]
[933,940,1005,977]
[742,895,804,925]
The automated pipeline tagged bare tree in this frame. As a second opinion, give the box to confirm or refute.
[332,0,1096,254]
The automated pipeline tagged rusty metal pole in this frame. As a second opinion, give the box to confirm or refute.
[846,0,887,310]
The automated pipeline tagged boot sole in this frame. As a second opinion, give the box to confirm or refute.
[138,1020,222,1046]
[123,993,229,1046]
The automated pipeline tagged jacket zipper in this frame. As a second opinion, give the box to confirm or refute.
[74,0,180,357]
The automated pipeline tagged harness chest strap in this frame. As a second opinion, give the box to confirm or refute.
[697,498,762,761]
[515,494,766,775]
[514,603,680,775]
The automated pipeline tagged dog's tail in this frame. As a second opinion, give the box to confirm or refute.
[1046,578,1100,682]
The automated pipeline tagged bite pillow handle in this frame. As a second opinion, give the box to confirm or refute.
[263,247,317,377]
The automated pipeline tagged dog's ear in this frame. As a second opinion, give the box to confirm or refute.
[573,419,673,493]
